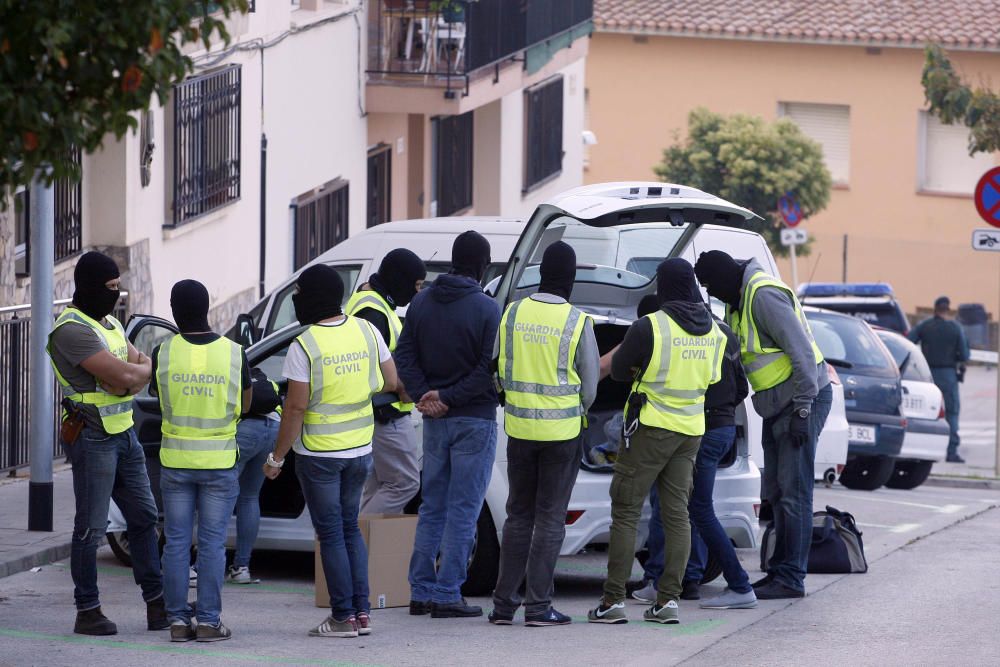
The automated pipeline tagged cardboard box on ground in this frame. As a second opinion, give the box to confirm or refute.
[315,514,419,609]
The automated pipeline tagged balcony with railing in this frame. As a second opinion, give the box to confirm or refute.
[367,0,593,99]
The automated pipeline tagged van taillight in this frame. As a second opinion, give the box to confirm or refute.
[836,464,845,475]
[565,510,585,525]
[827,364,841,385]
[938,404,945,419]
[753,504,761,518]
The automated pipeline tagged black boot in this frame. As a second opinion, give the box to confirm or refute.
[74,607,118,636]
[147,597,170,630]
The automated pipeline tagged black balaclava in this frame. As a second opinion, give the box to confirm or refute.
[451,230,491,282]
[293,264,344,325]
[657,258,703,304]
[637,293,660,319]
[538,241,576,300]
[694,250,745,309]
[371,248,427,308]
[170,280,211,333]
[72,251,121,320]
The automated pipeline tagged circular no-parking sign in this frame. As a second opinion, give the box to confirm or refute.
[778,193,802,227]
[974,166,1000,229]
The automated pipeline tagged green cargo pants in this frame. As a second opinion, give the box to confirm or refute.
[603,424,701,606]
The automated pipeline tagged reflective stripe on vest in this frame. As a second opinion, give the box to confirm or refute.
[298,317,384,453]
[157,335,242,469]
[631,312,726,437]
[344,290,414,414]
[498,298,587,441]
[47,307,134,434]
[728,272,824,392]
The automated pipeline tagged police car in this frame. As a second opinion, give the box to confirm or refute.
[108,183,849,595]
[798,282,910,336]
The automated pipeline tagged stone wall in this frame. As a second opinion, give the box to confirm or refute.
[0,204,14,309]
[208,286,258,334]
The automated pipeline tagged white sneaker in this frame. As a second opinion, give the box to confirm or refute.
[226,565,258,584]
[188,567,198,589]
[631,579,656,604]
[699,588,758,609]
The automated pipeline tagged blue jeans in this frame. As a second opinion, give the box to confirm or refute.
[69,427,162,611]
[930,367,961,456]
[409,416,497,604]
[233,418,278,568]
[682,426,751,593]
[296,454,372,620]
[761,383,834,592]
[161,466,238,625]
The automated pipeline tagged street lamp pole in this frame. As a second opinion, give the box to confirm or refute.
[28,174,54,532]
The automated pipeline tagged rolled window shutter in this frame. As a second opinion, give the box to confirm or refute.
[781,102,851,184]
[922,112,995,194]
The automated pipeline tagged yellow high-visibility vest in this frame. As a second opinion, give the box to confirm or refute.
[632,312,726,437]
[728,272,824,392]
[297,317,384,453]
[344,289,413,413]
[498,298,587,441]
[157,335,243,469]
[47,307,134,434]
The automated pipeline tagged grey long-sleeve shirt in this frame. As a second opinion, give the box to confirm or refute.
[738,259,829,419]
[492,293,600,413]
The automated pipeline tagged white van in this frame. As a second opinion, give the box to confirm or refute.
[109,182,847,594]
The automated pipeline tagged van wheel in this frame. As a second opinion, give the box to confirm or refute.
[885,460,934,490]
[699,552,723,584]
[839,456,895,491]
[107,527,166,567]
[461,505,501,597]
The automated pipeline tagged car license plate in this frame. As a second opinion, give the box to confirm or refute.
[903,396,924,411]
[848,424,876,444]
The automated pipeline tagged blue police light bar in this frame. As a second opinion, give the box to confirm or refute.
[799,282,895,298]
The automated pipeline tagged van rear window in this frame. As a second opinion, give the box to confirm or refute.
[817,303,908,334]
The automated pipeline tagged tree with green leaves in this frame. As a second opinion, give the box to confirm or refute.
[654,107,832,255]
[922,44,1000,155]
[0,0,248,193]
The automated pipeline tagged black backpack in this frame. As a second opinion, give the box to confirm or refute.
[760,505,868,574]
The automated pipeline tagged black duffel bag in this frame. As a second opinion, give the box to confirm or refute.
[759,505,868,574]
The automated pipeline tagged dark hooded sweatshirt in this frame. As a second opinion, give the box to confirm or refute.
[394,273,500,420]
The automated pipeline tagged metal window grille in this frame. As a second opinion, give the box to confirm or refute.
[524,76,564,191]
[293,179,350,270]
[172,65,242,226]
[14,148,83,276]
[435,112,474,217]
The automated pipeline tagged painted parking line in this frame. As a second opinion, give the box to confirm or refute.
[0,628,380,666]
[850,496,965,513]
[856,522,920,534]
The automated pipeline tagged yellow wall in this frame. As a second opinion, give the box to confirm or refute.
[586,32,1000,315]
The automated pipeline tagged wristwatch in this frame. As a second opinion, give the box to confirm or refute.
[796,407,810,419]
[266,452,285,469]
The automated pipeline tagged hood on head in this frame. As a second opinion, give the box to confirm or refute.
[451,230,491,282]
[374,248,427,307]
[538,241,576,300]
[170,279,211,333]
[72,251,121,320]
[294,264,344,325]
[694,250,745,309]
[656,258,702,304]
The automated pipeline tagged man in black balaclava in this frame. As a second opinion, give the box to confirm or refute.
[73,251,123,321]
[47,251,166,636]
[149,279,251,641]
[292,264,344,325]
[345,248,427,515]
[451,229,492,282]
[694,250,831,601]
[489,241,599,626]
[592,258,726,626]
[394,231,500,618]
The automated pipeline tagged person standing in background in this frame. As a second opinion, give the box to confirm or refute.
[908,296,971,463]
[395,231,500,619]
[490,241,599,627]
[47,251,167,636]
[345,248,427,514]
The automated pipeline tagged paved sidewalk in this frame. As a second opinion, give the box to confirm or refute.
[0,464,78,578]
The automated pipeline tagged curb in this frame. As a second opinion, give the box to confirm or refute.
[925,475,1000,491]
[0,539,79,580]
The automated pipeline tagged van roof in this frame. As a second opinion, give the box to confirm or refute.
[355,217,524,235]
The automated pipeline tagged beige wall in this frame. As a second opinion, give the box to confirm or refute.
[367,112,412,222]
[586,33,1000,314]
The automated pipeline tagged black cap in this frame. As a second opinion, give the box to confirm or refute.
[934,296,951,310]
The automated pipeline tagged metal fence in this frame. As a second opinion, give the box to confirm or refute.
[0,295,128,475]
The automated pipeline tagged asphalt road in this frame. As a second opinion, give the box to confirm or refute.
[1,482,998,666]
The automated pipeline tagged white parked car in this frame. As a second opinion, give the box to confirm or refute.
[106,183,839,592]
[874,328,949,489]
